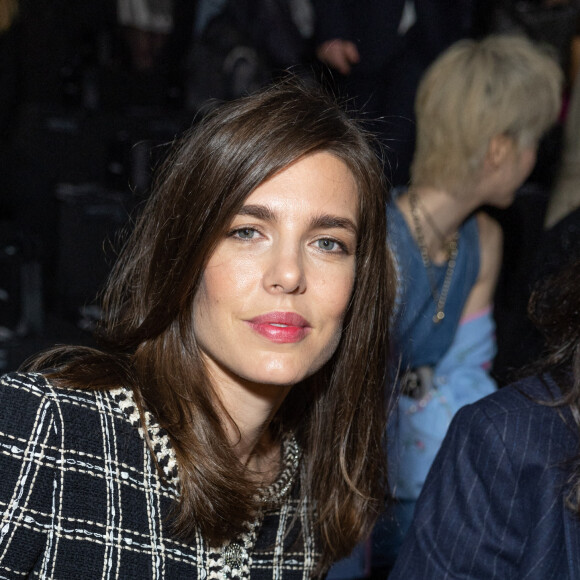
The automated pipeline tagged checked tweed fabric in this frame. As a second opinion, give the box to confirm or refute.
[0,373,320,579]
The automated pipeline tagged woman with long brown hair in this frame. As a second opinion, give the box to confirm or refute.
[0,78,394,577]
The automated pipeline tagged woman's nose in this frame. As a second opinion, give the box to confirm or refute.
[263,243,306,294]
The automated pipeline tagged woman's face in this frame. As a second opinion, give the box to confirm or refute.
[193,151,359,389]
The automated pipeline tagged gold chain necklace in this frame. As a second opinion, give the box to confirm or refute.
[409,189,459,324]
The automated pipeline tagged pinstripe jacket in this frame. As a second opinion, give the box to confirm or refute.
[0,372,320,579]
[390,373,580,579]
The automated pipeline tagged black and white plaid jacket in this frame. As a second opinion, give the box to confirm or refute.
[0,372,320,579]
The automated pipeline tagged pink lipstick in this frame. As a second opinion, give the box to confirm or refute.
[247,312,311,343]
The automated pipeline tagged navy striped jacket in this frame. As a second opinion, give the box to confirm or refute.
[390,373,580,579]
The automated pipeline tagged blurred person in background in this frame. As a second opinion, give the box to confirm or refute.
[390,254,580,579]
[117,0,174,72]
[377,34,562,576]
[312,0,477,187]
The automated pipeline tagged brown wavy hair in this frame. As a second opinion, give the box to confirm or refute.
[528,255,580,512]
[25,77,395,573]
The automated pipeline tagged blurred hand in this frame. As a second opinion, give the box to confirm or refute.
[316,39,360,75]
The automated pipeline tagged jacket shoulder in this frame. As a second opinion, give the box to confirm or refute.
[460,373,561,417]
[454,372,576,456]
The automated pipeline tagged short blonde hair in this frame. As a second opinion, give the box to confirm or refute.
[411,34,563,192]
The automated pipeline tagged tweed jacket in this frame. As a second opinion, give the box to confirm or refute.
[0,372,319,579]
[389,373,580,579]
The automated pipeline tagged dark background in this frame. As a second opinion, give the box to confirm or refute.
[0,0,571,381]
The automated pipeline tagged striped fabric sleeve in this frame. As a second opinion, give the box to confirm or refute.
[0,374,59,576]
[390,402,525,578]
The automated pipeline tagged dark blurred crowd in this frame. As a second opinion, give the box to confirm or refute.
[0,0,579,405]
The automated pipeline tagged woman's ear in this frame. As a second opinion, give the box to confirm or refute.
[486,134,516,169]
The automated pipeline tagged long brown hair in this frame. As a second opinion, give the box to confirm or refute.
[25,77,394,572]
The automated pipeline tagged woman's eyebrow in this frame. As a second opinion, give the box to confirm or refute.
[237,205,357,235]
[310,214,358,235]
[237,204,276,221]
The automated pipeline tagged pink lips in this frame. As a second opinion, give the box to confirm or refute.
[247,312,311,343]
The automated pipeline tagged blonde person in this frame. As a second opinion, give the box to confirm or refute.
[375,34,563,573]
[0,78,394,578]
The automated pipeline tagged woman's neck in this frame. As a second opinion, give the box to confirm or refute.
[210,369,291,481]
[398,185,479,263]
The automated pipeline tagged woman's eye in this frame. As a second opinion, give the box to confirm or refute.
[232,228,258,240]
[316,238,344,252]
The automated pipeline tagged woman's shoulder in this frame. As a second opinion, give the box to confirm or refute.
[1,370,56,394]
[473,211,502,273]
[2,372,180,487]
[0,371,179,484]
[0,371,84,415]
[459,211,502,311]
[0,371,135,442]
[0,371,119,413]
